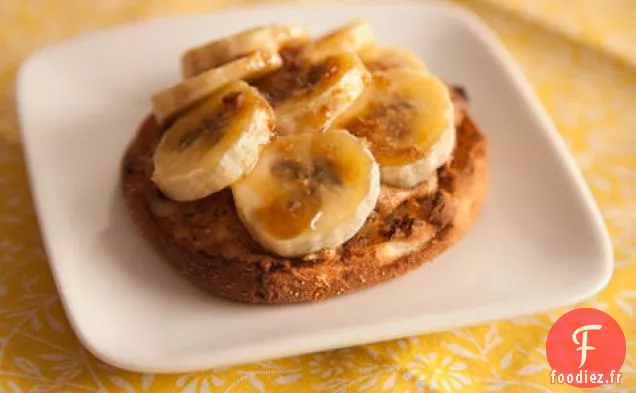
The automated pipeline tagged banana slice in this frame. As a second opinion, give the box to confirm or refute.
[358,44,428,73]
[255,52,370,135]
[152,49,282,126]
[182,24,309,78]
[333,69,455,188]
[232,130,380,257]
[302,19,375,62]
[152,81,274,202]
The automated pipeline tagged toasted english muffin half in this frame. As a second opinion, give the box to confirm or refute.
[120,86,487,303]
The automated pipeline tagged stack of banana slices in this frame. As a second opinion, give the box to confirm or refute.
[150,20,456,258]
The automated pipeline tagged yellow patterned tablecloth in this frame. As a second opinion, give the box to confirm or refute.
[1,0,635,392]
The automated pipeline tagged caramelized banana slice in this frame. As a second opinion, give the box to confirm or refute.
[333,69,455,188]
[302,19,375,62]
[152,49,282,126]
[255,52,370,135]
[232,130,380,257]
[181,24,309,78]
[358,44,428,72]
[152,81,274,202]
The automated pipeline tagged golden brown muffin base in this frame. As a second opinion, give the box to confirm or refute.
[121,89,487,304]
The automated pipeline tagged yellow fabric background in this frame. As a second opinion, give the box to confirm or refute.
[1,0,635,392]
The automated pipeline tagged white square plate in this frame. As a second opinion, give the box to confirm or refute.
[17,1,613,373]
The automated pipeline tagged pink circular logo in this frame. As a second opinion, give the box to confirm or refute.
[546,308,626,388]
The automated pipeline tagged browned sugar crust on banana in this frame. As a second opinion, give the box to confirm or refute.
[344,93,425,163]
[173,90,247,151]
[253,51,345,106]
[120,86,486,303]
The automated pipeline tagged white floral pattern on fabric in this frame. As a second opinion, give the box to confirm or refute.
[404,353,471,392]
[0,0,635,392]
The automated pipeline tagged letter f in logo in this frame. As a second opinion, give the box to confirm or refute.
[572,324,602,368]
